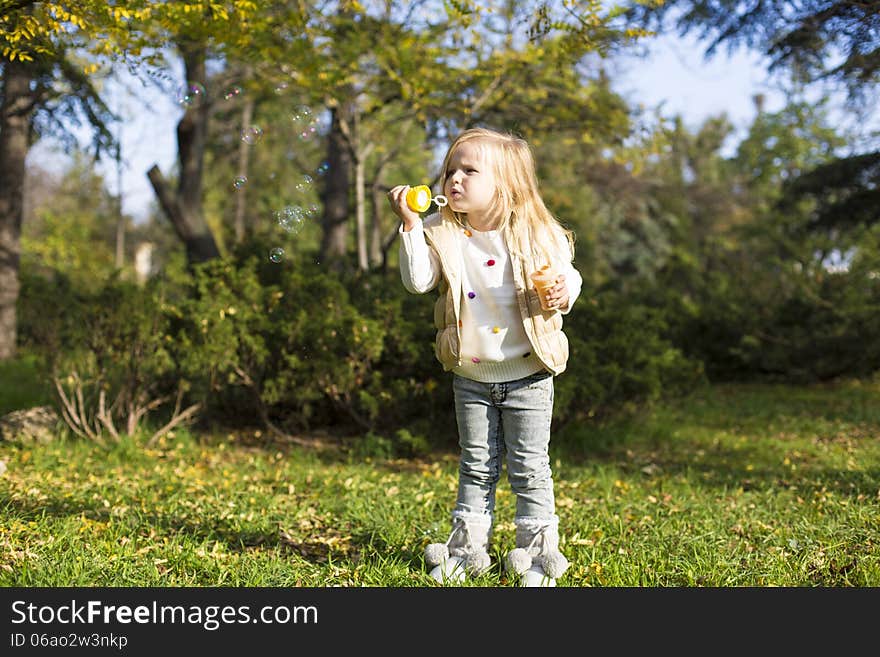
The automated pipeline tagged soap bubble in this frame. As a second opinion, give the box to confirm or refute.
[316,161,330,176]
[291,105,319,141]
[274,81,289,94]
[275,205,305,235]
[241,126,263,145]
[294,174,313,194]
[232,175,247,190]
[177,82,205,108]
[290,105,313,123]
[269,247,284,263]
[223,86,242,101]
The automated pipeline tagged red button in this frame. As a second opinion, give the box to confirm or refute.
[487,259,496,266]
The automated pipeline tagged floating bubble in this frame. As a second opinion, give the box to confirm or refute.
[232,175,248,190]
[306,204,320,218]
[291,105,320,141]
[275,205,305,235]
[241,126,263,145]
[294,174,313,194]
[274,81,289,94]
[269,247,284,263]
[316,161,330,176]
[177,82,205,108]
[223,86,242,101]
[290,105,313,123]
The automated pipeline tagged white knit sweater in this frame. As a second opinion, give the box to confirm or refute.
[399,219,582,383]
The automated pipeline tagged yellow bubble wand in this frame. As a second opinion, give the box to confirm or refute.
[405,185,448,213]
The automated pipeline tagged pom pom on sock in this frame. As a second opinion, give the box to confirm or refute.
[425,543,449,567]
[506,548,533,575]
[542,550,569,579]
[466,551,492,576]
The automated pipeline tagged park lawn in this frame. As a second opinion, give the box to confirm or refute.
[0,376,878,586]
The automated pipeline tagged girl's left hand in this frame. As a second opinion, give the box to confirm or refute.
[546,274,569,311]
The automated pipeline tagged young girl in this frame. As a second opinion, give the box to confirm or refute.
[388,127,582,587]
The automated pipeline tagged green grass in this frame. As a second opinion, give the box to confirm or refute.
[1,376,878,586]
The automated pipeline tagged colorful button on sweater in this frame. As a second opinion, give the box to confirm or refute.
[454,226,541,382]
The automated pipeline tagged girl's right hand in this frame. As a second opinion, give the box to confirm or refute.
[387,185,422,232]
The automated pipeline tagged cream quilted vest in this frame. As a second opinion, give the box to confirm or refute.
[422,214,570,375]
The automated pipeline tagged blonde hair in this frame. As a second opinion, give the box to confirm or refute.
[437,127,575,266]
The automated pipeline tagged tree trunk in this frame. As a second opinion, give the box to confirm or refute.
[0,60,33,360]
[355,155,368,271]
[233,94,254,243]
[115,142,125,269]
[319,105,352,268]
[147,42,220,265]
[369,160,388,269]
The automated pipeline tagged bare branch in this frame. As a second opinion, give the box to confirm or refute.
[96,389,120,442]
[145,403,201,447]
[233,365,315,447]
[52,374,105,445]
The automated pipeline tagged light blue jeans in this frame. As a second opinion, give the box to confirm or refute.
[452,371,556,522]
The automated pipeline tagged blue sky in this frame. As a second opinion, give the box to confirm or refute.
[27,32,831,222]
[611,32,784,135]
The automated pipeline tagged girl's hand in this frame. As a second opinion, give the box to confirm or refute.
[387,185,422,232]
[545,274,570,311]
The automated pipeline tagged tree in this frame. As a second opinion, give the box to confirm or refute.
[139,3,291,266]
[625,0,880,255]
[22,152,121,288]
[625,0,880,102]
[0,1,150,359]
[143,0,651,272]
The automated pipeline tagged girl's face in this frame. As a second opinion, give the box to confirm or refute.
[443,141,498,220]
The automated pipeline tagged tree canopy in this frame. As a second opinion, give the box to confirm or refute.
[626,0,880,105]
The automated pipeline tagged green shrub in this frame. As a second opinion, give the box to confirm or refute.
[556,288,706,427]
[650,247,880,383]
[16,240,710,445]
[18,269,186,442]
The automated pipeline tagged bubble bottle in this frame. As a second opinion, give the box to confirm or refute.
[405,185,448,213]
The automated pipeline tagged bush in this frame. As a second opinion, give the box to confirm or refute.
[19,269,187,442]
[649,247,880,383]
[555,288,705,428]
[17,239,710,446]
